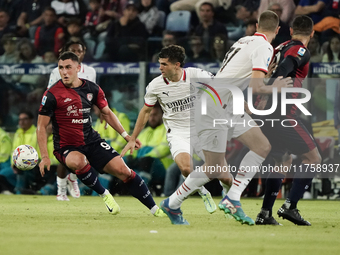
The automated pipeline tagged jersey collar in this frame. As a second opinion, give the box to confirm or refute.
[254,32,268,41]
[163,69,186,84]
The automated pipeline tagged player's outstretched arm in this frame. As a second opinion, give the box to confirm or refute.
[121,105,153,157]
[36,114,51,177]
[249,70,292,95]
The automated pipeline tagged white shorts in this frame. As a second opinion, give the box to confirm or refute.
[198,112,254,153]
[167,133,205,161]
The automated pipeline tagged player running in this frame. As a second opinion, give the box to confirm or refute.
[48,40,96,201]
[254,15,320,226]
[121,45,233,224]
[158,10,293,225]
[37,51,166,217]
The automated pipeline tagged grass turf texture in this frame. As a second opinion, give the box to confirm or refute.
[1,195,339,255]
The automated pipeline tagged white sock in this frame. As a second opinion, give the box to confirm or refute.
[182,174,208,195]
[169,168,211,209]
[100,189,110,197]
[57,176,67,195]
[150,205,159,215]
[68,173,78,181]
[220,177,233,197]
[227,151,265,201]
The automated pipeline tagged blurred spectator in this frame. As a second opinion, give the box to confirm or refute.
[43,51,58,63]
[295,0,331,24]
[83,0,101,38]
[194,2,228,51]
[268,3,291,47]
[16,0,52,38]
[0,125,12,194]
[0,0,21,26]
[64,18,84,42]
[322,35,340,62]
[308,34,322,63]
[0,33,18,65]
[244,18,257,36]
[51,0,87,27]
[138,0,160,35]
[124,104,173,190]
[13,38,44,88]
[156,0,176,14]
[210,33,231,63]
[34,7,64,56]
[170,0,235,23]
[186,35,212,62]
[257,0,296,24]
[0,9,17,55]
[105,0,148,61]
[13,39,46,105]
[92,0,127,37]
[0,33,19,125]
[151,30,177,62]
[235,0,260,23]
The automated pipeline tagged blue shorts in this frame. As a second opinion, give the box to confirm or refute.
[54,139,120,174]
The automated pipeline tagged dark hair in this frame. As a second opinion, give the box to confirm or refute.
[158,45,186,67]
[199,2,214,12]
[58,51,80,63]
[19,110,34,120]
[17,38,37,61]
[67,18,81,27]
[138,0,156,12]
[245,18,258,27]
[258,10,279,32]
[326,35,340,62]
[210,33,228,61]
[292,15,314,36]
[1,33,18,46]
[61,40,86,54]
[44,7,57,16]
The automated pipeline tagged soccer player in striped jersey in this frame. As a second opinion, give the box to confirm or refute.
[38,51,166,217]
[48,40,96,201]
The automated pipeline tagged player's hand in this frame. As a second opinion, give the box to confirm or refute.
[244,101,252,115]
[266,62,277,78]
[272,76,293,89]
[121,137,142,157]
[39,157,51,177]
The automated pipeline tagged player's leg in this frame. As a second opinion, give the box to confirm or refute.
[174,152,216,213]
[63,150,120,214]
[103,156,165,217]
[278,147,321,226]
[56,164,69,201]
[256,153,291,225]
[277,120,321,226]
[219,124,270,225]
[56,164,80,200]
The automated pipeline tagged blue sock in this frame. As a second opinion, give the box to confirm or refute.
[287,164,314,209]
[123,170,156,210]
[262,172,285,216]
[76,164,105,195]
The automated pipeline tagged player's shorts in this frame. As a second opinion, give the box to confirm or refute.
[198,112,253,153]
[257,116,317,159]
[54,139,119,174]
[166,132,204,161]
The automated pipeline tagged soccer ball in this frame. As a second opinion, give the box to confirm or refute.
[12,145,39,170]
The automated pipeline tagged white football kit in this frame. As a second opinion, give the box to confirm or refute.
[144,67,213,159]
[197,32,274,153]
[47,63,97,88]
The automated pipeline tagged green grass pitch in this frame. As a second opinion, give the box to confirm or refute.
[1,195,339,255]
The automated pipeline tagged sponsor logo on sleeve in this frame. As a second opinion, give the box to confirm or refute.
[297,47,306,56]
[42,96,47,105]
